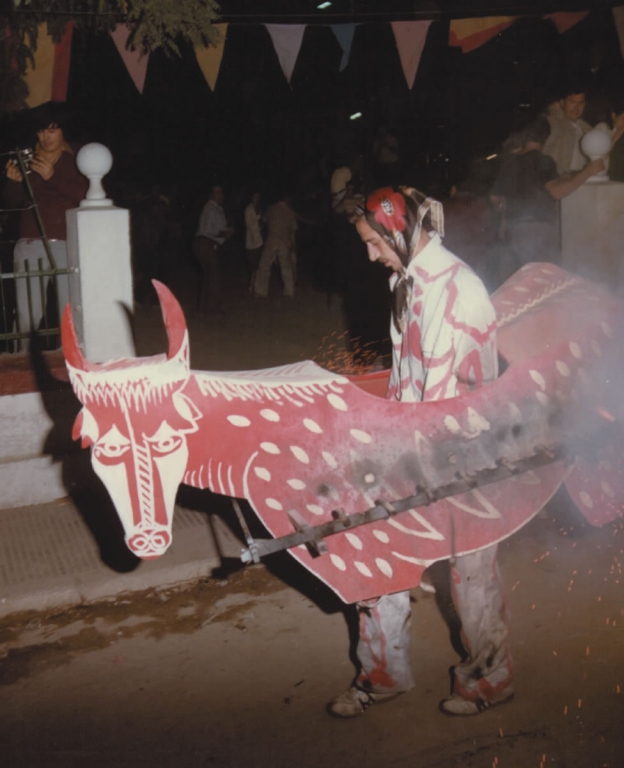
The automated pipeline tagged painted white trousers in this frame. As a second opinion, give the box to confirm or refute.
[355,545,513,702]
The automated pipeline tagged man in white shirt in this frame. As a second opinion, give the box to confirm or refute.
[193,185,233,314]
[543,87,591,174]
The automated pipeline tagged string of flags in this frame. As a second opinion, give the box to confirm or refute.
[21,10,610,107]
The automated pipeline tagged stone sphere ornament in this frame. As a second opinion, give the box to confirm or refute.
[581,127,611,182]
[76,143,114,206]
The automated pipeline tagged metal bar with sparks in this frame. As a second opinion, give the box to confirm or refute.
[239,444,567,564]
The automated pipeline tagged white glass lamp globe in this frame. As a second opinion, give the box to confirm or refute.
[581,128,611,182]
[76,143,114,206]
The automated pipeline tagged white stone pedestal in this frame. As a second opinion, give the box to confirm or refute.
[66,205,134,362]
[561,180,624,288]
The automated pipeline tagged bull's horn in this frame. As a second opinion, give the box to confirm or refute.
[152,281,188,361]
[61,304,88,371]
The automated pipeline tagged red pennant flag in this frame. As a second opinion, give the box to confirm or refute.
[544,12,589,35]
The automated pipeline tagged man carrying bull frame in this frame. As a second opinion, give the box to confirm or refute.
[328,186,513,718]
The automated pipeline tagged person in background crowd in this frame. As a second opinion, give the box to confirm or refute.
[372,125,400,186]
[252,193,313,298]
[3,101,88,351]
[244,191,264,286]
[330,154,364,211]
[542,85,591,174]
[328,186,511,719]
[491,117,605,271]
[192,184,234,315]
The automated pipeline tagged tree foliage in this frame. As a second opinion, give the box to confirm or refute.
[1,0,221,110]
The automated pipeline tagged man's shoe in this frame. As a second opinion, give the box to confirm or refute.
[327,686,403,718]
[439,690,514,717]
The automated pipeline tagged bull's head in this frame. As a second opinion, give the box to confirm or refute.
[62,282,201,559]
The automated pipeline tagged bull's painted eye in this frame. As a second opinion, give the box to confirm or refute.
[146,422,184,455]
[94,426,131,464]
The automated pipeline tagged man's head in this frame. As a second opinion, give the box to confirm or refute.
[210,185,224,205]
[348,186,444,273]
[521,116,551,150]
[561,89,587,122]
[30,101,70,153]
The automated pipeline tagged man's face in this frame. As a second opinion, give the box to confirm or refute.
[562,93,586,121]
[37,125,64,153]
[355,219,403,272]
[211,186,224,205]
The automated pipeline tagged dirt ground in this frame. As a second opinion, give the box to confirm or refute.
[1,256,623,768]
[1,503,623,768]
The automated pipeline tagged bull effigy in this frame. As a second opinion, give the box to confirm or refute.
[62,262,624,604]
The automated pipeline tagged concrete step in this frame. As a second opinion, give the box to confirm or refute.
[0,499,244,619]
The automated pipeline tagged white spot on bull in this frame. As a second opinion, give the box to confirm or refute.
[330,554,346,571]
[466,407,491,434]
[345,532,363,550]
[579,491,593,509]
[350,429,373,444]
[535,391,549,406]
[601,321,613,339]
[290,445,310,464]
[265,498,283,510]
[529,370,546,390]
[227,415,251,427]
[444,409,490,439]
[260,409,280,422]
[322,451,338,469]
[354,561,373,578]
[307,504,324,516]
[444,415,462,435]
[327,394,348,411]
[508,402,522,421]
[376,558,393,578]
[364,473,375,484]
[569,342,582,359]
[556,360,570,377]
[373,529,390,543]
[303,418,323,434]
[254,467,271,482]
[601,481,615,498]
[287,478,306,490]
[260,442,280,454]
[591,339,602,357]
[510,470,541,485]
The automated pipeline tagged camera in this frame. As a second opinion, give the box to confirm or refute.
[11,148,35,174]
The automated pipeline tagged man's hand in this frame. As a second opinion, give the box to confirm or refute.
[29,155,55,181]
[5,160,23,183]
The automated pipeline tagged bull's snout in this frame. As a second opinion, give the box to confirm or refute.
[127,529,172,559]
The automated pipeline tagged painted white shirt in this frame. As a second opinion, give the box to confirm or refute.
[387,233,498,404]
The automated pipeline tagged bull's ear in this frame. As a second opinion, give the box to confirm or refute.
[152,281,188,363]
[61,304,88,371]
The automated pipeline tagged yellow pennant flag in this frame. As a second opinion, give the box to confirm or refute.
[195,24,229,91]
[24,25,56,107]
